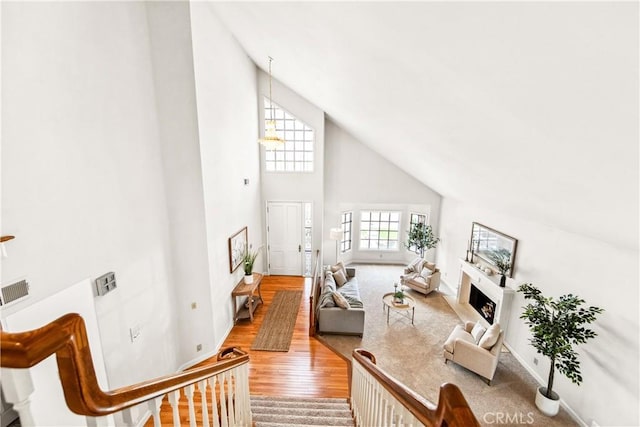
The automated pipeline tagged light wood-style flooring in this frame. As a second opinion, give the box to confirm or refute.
[217,275,350,398]
[145,275,349,426]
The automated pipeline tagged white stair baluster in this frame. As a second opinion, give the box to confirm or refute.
[185,384,196,427]
[122,408,136,427]
[198,380,210,427]
[218,372,228,427]
[168,390,181,427]
[208,376,220,427]
[147,396,162,427]
[226,371,235,427]
[1,368,36,427]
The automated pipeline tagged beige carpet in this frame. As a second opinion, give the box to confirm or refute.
[318,264,577,427]
[251,290,302,352]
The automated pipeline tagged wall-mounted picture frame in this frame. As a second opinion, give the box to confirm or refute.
[470,222,518,277]
[229,226,247,273]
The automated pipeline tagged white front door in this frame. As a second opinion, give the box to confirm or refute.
[267,202,303,275]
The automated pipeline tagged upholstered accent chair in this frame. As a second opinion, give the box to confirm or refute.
[400,257,441,296]
[443,321,504,385]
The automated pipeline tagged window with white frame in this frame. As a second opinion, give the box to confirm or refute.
[340,211,352,253]
[263,98,314,172]
[359,211,401,250]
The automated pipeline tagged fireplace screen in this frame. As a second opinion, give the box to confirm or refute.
[469,284,496,324]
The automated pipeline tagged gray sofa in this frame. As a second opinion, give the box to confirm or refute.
[316,266,365,336]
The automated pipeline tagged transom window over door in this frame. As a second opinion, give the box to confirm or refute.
[263,98,314,172]
[359,211,401,250]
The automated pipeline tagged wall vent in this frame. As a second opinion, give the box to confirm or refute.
[0,279,30,306]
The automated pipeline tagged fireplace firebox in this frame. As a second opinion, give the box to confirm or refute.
[469,284,496,324]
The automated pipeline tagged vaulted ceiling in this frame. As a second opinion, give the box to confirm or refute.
[210,2,638,250]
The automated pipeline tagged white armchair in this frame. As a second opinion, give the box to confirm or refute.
[443,321,504,385]
[400,257,441,295]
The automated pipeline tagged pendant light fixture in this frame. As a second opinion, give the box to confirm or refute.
[258,57,285,149]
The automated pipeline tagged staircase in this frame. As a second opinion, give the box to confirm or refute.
[251,395,354,427]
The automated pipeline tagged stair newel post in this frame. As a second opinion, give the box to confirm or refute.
[1,368,36,427]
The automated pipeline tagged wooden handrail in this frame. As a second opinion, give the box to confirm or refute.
[352,349,479,427]
[1,313,250,417]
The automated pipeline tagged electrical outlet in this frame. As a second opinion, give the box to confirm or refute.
[191,302,197,309]
[533,357,538,365]
[196,344,202,352]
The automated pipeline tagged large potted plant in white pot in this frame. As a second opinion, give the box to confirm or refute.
[405,222,440,259]
[518,283,604,416]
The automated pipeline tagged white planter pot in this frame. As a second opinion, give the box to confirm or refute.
[244,274,254,284]
[535,387,560,416]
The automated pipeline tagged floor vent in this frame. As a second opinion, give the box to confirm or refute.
[0,279,30,306]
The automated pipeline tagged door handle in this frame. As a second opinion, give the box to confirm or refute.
[298,245,302,253]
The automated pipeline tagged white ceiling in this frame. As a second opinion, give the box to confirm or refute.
[210,2,638,250]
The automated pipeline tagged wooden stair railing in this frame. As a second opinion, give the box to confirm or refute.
[1,313,251,426]
[352,348,480,427]
[309,249,321,336]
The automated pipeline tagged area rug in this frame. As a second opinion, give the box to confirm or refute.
[251,290,302,352]
[317,264,577,427]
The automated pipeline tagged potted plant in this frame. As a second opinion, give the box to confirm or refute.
[487,248,512,287]
[242,246,260,284]
[393,283,405,304]
[518,283,604,416]
[405,222,440,259]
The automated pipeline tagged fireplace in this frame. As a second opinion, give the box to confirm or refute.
[469,284,496,324]
[456,260,515,331]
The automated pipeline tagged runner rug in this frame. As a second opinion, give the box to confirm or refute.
[251,290,302,352]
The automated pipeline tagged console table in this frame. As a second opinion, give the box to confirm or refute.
[231,273,264,323]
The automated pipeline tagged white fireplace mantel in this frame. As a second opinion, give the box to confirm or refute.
[456,259,515,331]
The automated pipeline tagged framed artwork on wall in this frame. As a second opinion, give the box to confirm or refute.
[229,226,248,273]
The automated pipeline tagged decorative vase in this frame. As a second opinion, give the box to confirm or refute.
[535,387,560,416]
[244,274,254,284]
[499,274,506,287]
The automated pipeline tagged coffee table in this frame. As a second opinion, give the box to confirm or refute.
[382,292,416,325]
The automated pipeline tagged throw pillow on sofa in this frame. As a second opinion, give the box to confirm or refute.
[479,323,501,349]
[332,291,350,309]
[470,321,487,344]
[420,267,433,279]
[409,257,425,273]
[333,269,348,287]
[330,261,347,277]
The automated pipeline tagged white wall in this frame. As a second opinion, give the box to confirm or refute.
[1,1,179,393]
[324,120,442,266]
[437,198,639,427]
[145,2,214,365]
[190,2,263,352]
[258,72,325,271]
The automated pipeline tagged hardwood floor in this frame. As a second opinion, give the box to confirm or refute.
[217,275,350,398]
[145,275,349,426]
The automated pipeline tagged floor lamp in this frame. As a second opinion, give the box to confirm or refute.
[329,227,343,264]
